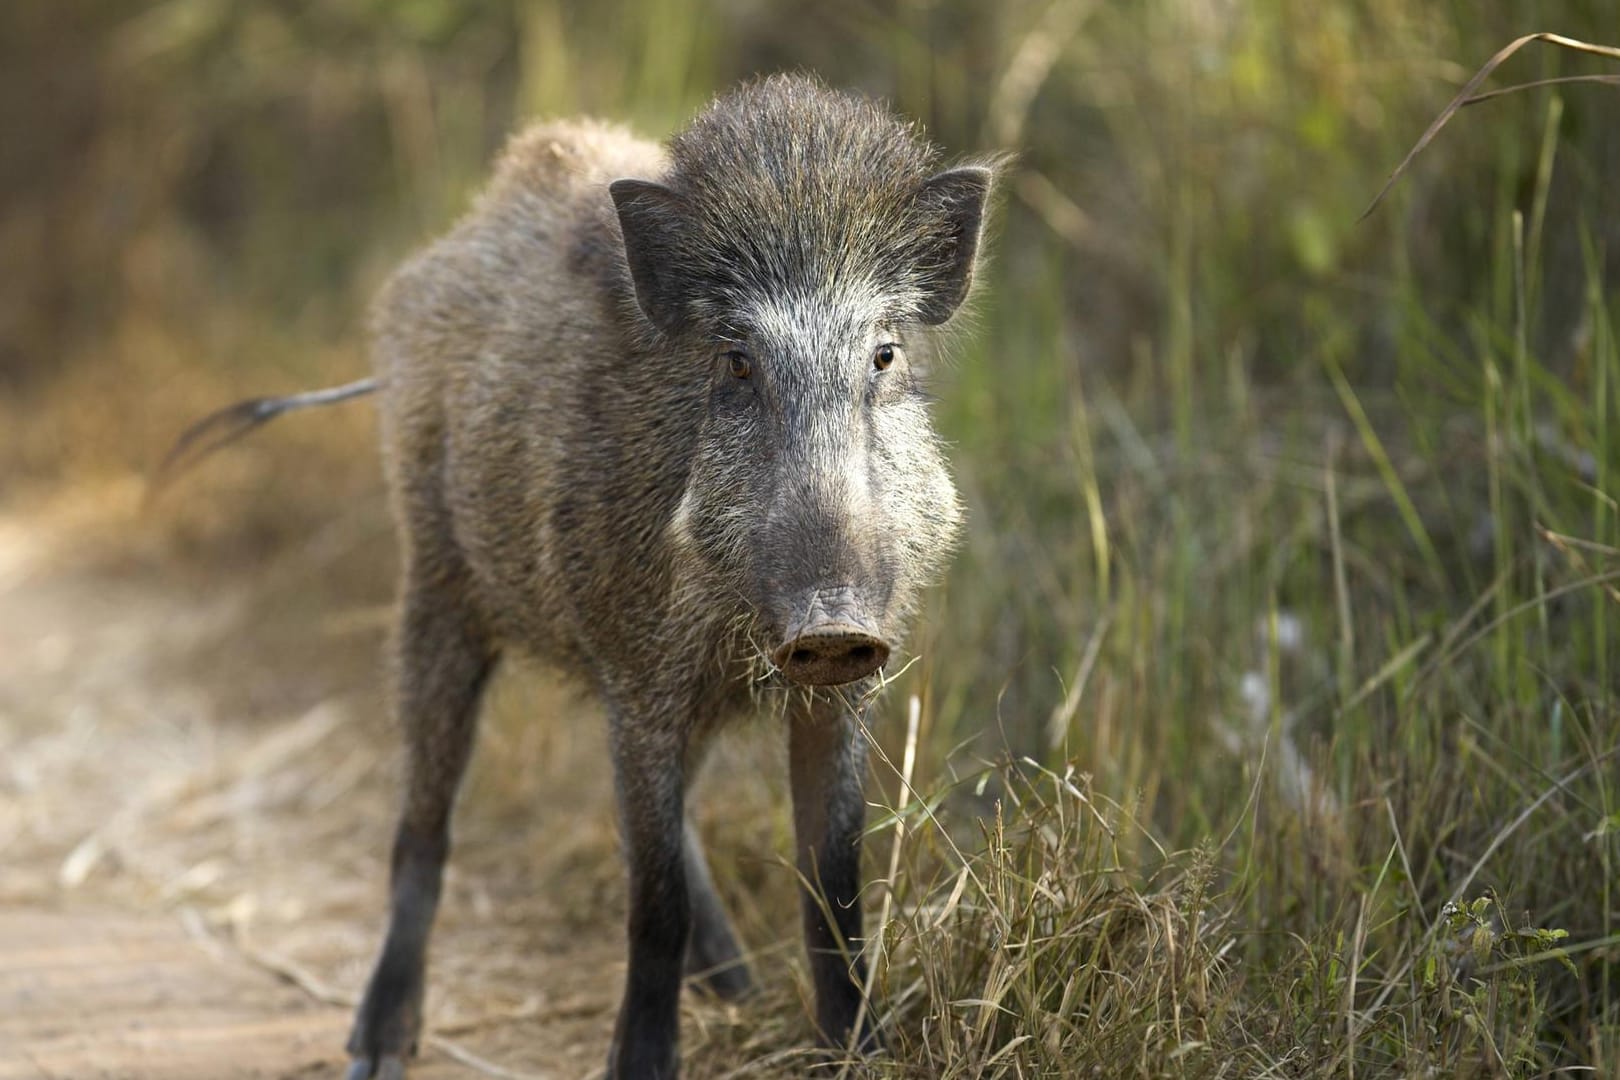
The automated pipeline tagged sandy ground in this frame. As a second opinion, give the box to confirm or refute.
[0,485,776,1079]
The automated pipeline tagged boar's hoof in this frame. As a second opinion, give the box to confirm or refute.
[344,1055,407,1080]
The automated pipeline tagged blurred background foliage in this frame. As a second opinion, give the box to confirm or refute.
[3,0,1618,1072]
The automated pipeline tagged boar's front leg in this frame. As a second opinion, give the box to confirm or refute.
[605,712,691,1080]
[789,690,880,1052]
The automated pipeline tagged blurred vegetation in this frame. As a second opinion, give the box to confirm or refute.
[3,0,1618,1074]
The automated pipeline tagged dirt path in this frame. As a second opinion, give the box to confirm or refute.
[0,907,350,1080]
[0,491,666,1079]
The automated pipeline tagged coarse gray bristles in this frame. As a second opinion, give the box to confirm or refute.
[661,74,961,315]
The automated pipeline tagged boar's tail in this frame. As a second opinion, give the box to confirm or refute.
[146,377,380,505]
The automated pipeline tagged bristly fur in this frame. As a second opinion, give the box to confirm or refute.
[667,76,940,306]
[340,73,1002,1080]
[621,74,1004,334]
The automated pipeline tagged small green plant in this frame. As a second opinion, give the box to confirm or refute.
[1416,893,1574,1075]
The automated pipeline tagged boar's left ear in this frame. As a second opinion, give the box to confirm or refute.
[610,178,689,333]
[913,165,994,325]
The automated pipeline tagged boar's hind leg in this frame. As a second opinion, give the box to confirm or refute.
[346,564,496,1080]
[682,816,752,999]
[789,694,880,1053]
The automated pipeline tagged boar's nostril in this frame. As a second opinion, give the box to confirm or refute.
[773,624,890,686]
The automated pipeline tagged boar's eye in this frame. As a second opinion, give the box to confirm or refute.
[873,343,900,371]
[724,350,752,379]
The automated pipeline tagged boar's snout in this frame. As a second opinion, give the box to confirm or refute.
[772,587,891,686]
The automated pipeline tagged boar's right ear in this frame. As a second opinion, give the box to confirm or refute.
[611,178,689,333]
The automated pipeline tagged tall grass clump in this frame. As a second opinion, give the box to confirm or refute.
[871,757,1239,1075]
[872,21,1620,1077]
